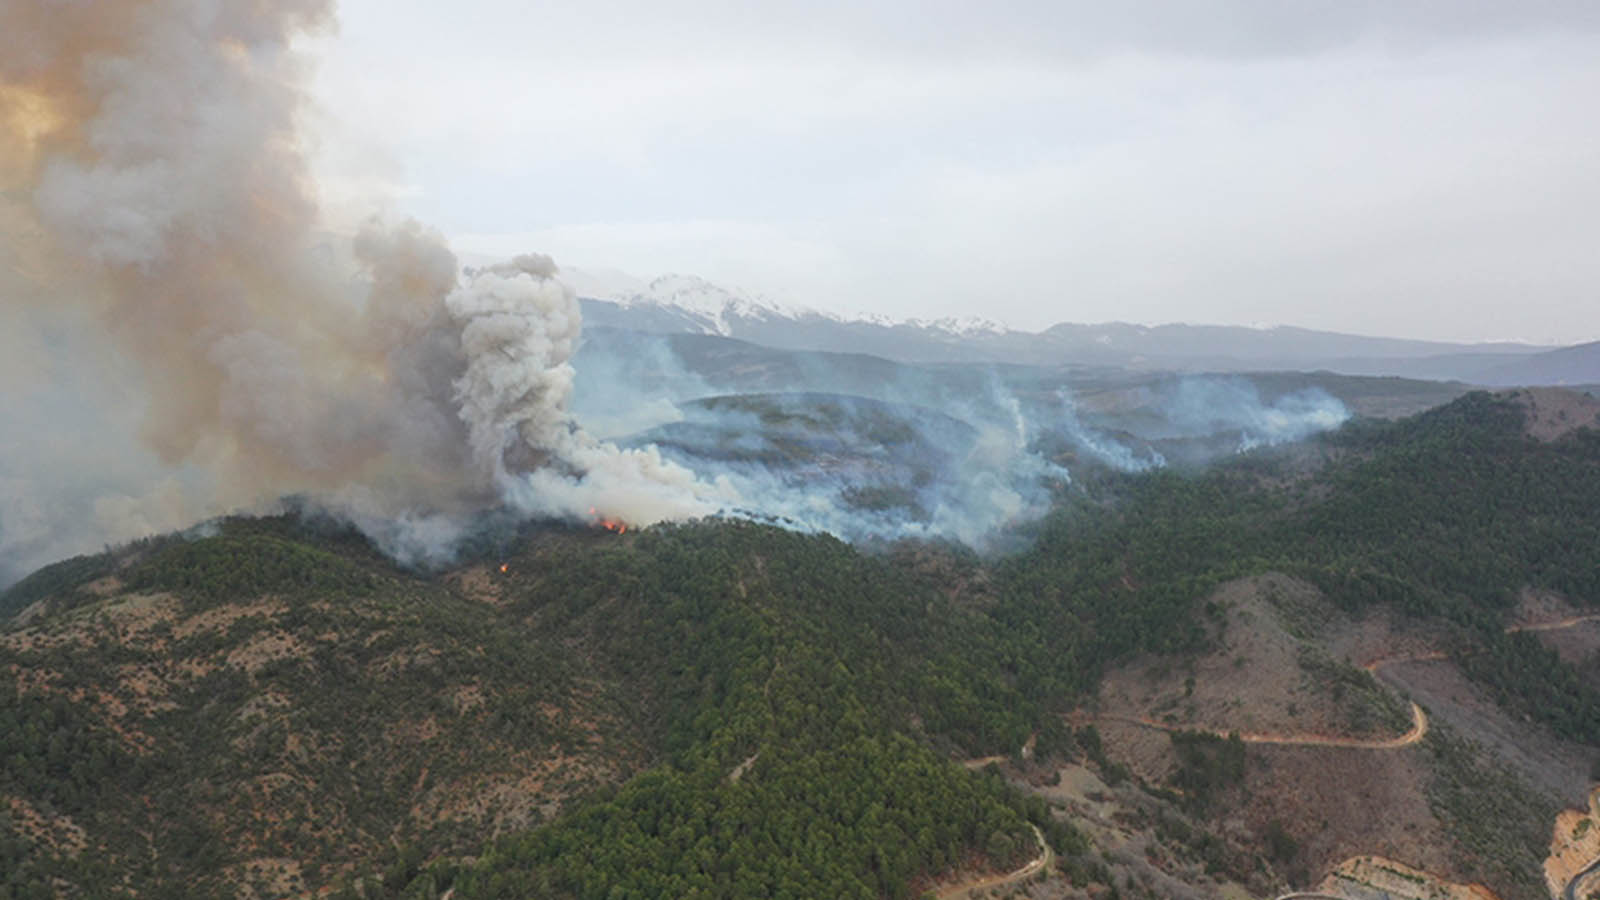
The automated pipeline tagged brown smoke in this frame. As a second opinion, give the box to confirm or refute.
[2,0,417,497]
[0,0,721,576]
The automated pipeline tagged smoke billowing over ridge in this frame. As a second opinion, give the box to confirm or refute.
[0,0,721,583]
[566,332,1351,548]
[0,0,1352,586]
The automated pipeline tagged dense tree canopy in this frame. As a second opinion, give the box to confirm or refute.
[3,390,1597,898]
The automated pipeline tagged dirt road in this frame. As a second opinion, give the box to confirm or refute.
[935,824,1051,899]
[1564,855,1600,900]
[1509,614,1600,634]
[1077,700,1427,750]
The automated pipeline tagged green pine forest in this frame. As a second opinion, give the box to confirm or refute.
[2,390,1598,899]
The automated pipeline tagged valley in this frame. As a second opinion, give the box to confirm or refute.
[5,2,1599,898]
[3,387,1598,899]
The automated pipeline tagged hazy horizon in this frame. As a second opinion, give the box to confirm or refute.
[531,261,1579,348]
[3,0,1597,589]
[307,0,1600,345]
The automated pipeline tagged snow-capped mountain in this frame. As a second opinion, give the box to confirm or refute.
[606,274,804,337]
[913,315,1011,337]
[568,268,1009,348]
[564,267,1564,380]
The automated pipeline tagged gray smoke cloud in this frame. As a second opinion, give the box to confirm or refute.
[565,335,1083,547]
[567,334,1350,548]
[610,390,1067,550]
[1161,378,1351,452]
[0,0,1355,588]
[0,0,722,583]
[1049,391,1168,473]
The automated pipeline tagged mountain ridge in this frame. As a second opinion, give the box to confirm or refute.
[567,270,1572,381]
[5,390,1598,900]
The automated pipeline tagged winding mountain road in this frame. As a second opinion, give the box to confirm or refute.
[1070,700,1427,750]
[1041,613,1600,899]
[1565,854,1600,900]
[1509,613,1600,635]
[1125,610,1598,753]
[1562,788,1600,900]
[935,824,1051,900]
[1271,614,1600,900]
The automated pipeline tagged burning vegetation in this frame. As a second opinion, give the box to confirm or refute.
[589,508,628,534]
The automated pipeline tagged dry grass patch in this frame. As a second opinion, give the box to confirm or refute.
[225,630,311,673]
[1321,855,1499,900]
[1544,788,1600,899]
[5,795,88,856]
[174,599,286,640]
[1503,387,1600,442]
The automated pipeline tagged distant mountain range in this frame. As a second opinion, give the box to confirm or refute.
[568,270,1598,386]
[1474,340,1600,387]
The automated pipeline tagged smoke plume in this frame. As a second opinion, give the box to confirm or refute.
[0,0,1357,586]
[567,334,1352,546]
[1161,379,1350,451]
[0,0,718,582]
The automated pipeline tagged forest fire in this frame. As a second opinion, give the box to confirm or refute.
[499,564,508,574]
[589,508,628,535]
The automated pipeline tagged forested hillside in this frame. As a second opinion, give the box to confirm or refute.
[2,390,1597,899]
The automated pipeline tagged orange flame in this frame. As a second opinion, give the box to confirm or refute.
[499,563,508,574]
[588,507,627,535]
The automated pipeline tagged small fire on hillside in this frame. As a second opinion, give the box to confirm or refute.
[588,508,628,535]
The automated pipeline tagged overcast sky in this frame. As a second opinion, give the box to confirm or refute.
[307,1,1600,343]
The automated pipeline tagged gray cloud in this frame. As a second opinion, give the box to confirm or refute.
[0,0,724,583]
[339,0,1600,62]
[312,1,1600,344]
[1,0,1595,585]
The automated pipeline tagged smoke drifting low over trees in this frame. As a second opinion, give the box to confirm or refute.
[0,0,728,581]
[0,0,1356,585]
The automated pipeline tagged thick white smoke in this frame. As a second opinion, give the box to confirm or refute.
[567,334,1353,550]
[0,0,1356,587]
[1050,390,1167,472]
[1162,378,1350,451]
[1042,378,1349,468]
[449,256,724,526]
[0,0,720,583]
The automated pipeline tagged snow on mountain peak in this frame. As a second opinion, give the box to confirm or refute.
[922,316,1010,337]
[642,274,790,318]
[569,272,796,336]
[566,267,1010,338]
